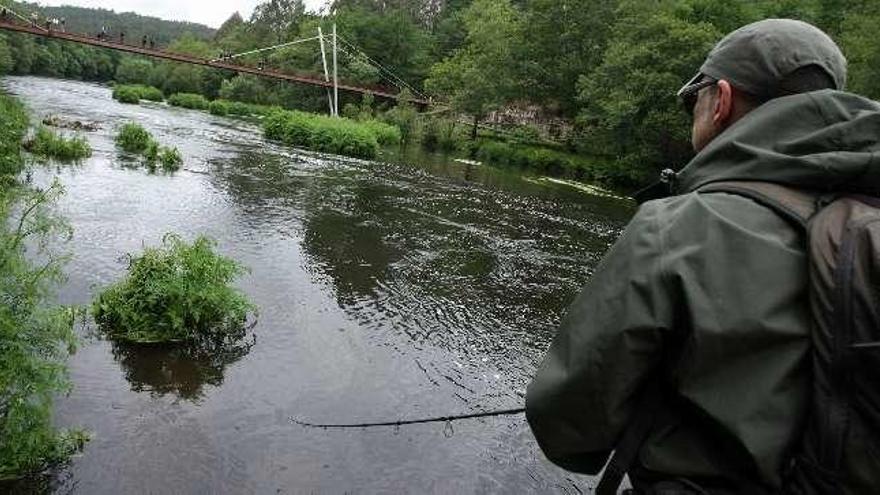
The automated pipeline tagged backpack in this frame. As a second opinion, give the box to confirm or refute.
[597,181,880,495]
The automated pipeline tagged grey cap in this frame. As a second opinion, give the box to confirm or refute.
[679,19,847,100]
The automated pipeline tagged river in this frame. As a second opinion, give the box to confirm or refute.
[2,76,633,494]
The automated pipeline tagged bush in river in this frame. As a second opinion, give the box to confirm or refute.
[92,234,256,345]
[24,127,92,162]
[115,123,183,172]
[264,110,381,159]
[168,93,210,110]
[115,123,153,154]
[112,84,164,104]
[0,180,89,480]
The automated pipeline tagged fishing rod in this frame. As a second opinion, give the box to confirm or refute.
[291,407,525,429]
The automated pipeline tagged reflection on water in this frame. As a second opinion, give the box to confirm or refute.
[3,76,635,493]
[110,337,254,401]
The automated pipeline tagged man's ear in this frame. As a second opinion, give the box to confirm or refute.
[713,79,734,125]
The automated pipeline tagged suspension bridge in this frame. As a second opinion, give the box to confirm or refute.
[0,11,432,110]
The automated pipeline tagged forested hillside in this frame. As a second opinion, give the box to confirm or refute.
[0,0,878,188]
[20,2,215,44]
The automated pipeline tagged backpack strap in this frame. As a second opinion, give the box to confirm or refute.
[697,181,819,228]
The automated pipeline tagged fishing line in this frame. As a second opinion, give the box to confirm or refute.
[291,407,525,429]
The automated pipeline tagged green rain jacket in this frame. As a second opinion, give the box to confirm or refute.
[526,89,880,491]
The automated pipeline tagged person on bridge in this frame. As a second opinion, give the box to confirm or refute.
[149,37,155,50]
[119,31,125,44]
[60,17,65,32]
[142,35,147,48]
[30,12,37,27]
[526,18,880,494]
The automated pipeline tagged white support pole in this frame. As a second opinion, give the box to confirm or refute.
[318,27,334,116]
[332,23,339,117]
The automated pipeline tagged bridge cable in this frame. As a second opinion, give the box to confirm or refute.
[210,35,321,63]
[335,35,429,101]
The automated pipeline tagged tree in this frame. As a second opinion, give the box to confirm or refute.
[251,0,306,42]
[576,2,721,182]
[115,57,154,85]
[425,0,523,138]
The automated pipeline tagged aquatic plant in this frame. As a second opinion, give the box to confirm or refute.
[0,181,89,479]
[92,234,256,345]
[264,110,381,159]
[115,123,153,154]
[157,147,183,172]
[112,84,164,104]
[168,93,210,110]
[115,123,183,173]
[24,127,92,162]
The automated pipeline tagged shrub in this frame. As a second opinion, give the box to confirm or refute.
[24,127,92,162]
[115,123,153,154]
[0,181,88,479]
[420,118,460,152]
[115,124,183,173]
[157,147,182,172]
[91,234,256,345]
[208,100,229,116]
[0,94,30,175]
[362,120,402,146]
[168,93,210,110]
[112,85,164,104]
[263,110,381,159]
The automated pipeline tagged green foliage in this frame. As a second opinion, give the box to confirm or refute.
[168,93,210,110]
[91,234,256,345]
[420,118,461,152]
[209,100,230,116]
[115,123,153,154]
[112,84,164,104]
[24,127,92,162]
[0,178,88,480]
[157,147,183,172]
[361,120,402,146]
[114,58,155,85]
[264,110,381,159]
[576,4,722,179]
[0,93,29,176]
[425,0,523,124]
[114,123,183,172]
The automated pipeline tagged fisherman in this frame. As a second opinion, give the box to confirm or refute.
[526,19,879,494]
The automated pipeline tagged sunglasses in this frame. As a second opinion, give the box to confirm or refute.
[678,78,717,115]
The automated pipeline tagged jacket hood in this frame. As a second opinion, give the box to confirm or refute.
[675,89,880,195]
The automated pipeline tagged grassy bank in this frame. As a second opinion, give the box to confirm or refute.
[0,92,86,480]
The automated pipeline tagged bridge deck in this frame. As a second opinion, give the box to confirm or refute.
[0,19,430,106]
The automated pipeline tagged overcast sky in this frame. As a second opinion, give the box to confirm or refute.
[38,0,328,28]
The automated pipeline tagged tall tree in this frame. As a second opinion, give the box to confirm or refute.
[425,0,523,138]
[250,0,306,42]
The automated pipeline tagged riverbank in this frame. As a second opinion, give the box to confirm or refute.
[110,83,632,190]
[0,91,86,482]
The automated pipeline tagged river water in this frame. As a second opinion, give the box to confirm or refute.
[3,76,633,494]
